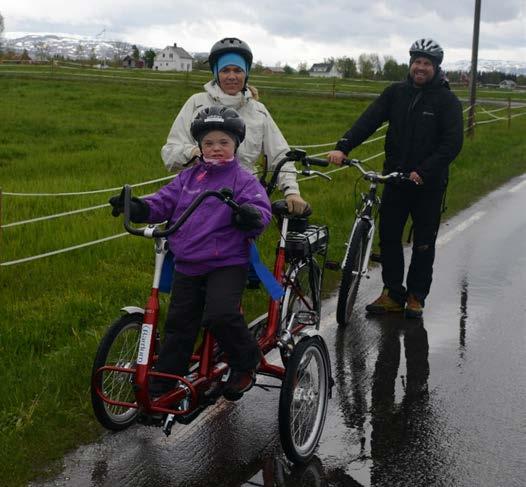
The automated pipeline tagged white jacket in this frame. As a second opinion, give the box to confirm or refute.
[161,80,300,196]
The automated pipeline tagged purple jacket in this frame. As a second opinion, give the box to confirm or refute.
[144,158,272,276]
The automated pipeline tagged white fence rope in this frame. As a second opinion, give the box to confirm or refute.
[0,232,129,267]
[3,174,175,197]
[2,105,525,266]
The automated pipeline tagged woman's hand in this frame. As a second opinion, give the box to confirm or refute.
[327,150,347,166]
[285,194,309,215]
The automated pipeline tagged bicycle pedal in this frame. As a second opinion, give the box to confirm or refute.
[324,260,340,271]
[176,403,208,425]
[296,310,318,326]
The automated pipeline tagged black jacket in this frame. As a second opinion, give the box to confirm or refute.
[336,71,463,188]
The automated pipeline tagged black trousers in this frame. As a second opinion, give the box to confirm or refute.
[155,265,260,376]
[378,183,444,305]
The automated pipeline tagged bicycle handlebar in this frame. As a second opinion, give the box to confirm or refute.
[265,148,331,196]
[122,185,239,238]
[342,158,411,183]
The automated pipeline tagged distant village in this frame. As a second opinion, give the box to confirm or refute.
[1,37,523,88]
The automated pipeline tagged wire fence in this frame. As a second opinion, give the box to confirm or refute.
[1,103,525,267]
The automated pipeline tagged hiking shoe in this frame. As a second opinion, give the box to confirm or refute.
[224,369,256,398]
[405,294,424,319]
[365,289,404,314]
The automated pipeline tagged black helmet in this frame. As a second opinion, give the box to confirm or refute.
[409,38,444,65]
[208,37,253,73]
[190,106,246,147]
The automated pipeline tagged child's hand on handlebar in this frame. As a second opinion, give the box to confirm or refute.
[108,187,150,222]
[232,203,263,231]
[327,150,347,166]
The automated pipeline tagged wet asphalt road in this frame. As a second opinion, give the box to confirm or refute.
[31,175,526,487]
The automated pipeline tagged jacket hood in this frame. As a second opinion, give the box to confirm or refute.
[204,80,254,109]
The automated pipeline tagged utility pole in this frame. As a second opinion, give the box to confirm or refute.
[467,0,482,138]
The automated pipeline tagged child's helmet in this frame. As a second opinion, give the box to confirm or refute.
[208,37,253,73]
[190,106,246,146]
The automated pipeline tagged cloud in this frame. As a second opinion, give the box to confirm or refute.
[2,0,525,64]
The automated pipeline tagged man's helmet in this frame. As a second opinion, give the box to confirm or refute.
[190,106,246,146]
[409,38,444,65]
[208,37,253,73]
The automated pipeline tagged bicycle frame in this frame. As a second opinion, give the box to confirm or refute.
[94,152,331,422]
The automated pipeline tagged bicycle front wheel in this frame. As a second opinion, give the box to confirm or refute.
[91,313,144,430]
[278,337,330,464]
[336,220,370,326]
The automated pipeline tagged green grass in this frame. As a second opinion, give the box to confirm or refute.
[0,69,525,486]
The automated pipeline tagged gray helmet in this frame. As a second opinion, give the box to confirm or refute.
[190,106,246,147]
[409,38,444,65]
[208,37,253,73]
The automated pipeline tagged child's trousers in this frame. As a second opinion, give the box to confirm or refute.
[155,265,261,376]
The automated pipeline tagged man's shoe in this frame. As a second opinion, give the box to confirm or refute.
[405,294,424,319]
[365,289,404,314]
[223,369,256,400]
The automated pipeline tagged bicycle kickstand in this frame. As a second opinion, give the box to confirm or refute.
[162,414,176,436]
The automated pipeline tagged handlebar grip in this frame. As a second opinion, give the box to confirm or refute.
[305,157,329,167]
[342,158,361,166]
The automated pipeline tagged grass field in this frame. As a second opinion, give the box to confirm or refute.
[1,67,525,486]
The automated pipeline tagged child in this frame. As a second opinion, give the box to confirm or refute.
[110,106,272,396]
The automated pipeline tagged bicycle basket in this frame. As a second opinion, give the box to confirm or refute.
[285,225,328,261]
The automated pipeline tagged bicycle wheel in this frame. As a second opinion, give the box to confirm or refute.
[91,313,144,430]
[285,258,322,329]
[278,337,330,464]
[336,220,370,326]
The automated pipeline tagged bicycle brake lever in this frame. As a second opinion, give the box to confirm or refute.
[301,169,332,181]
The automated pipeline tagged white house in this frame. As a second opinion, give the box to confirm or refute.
[153,43,193,71]
[499,79,517,89]
[308,62,342,78]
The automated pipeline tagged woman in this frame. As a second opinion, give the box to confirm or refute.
[161,37,308,215]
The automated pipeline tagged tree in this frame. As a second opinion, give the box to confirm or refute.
[252,59,264,74]
[0,12,4,56]
[382,56,407,81]
[112,41,131,63]
[297,61,309,75]
[144,49,156,69]
[358,53,375,79]
[283,64,294,74]
[336,56,357,78]
[132,44,140,61]
[35,41,50,61]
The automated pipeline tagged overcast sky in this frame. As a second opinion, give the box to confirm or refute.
[2,1,525,67]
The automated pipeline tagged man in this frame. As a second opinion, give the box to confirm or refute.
[328,38,463,318]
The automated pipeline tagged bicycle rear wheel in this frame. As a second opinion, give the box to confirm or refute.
[91,313,145,430]
[336,220,370,326]
[278,336,330,464]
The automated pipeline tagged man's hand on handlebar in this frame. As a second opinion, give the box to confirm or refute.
[109,187,150,222]
[327,150,347,166]
[408,171,424,185]
[232,203,263,231]
[285,193,310,216]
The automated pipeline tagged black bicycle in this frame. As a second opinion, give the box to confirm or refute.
[336,159,409,326]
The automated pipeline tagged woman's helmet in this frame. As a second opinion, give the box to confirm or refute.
[190,106,246,147]
[208,37,253,73]
[409,38,444,65]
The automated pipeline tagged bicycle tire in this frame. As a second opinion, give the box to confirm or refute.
[336,219,370,326]
[91,313,146,430]
[278,336,330,464]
